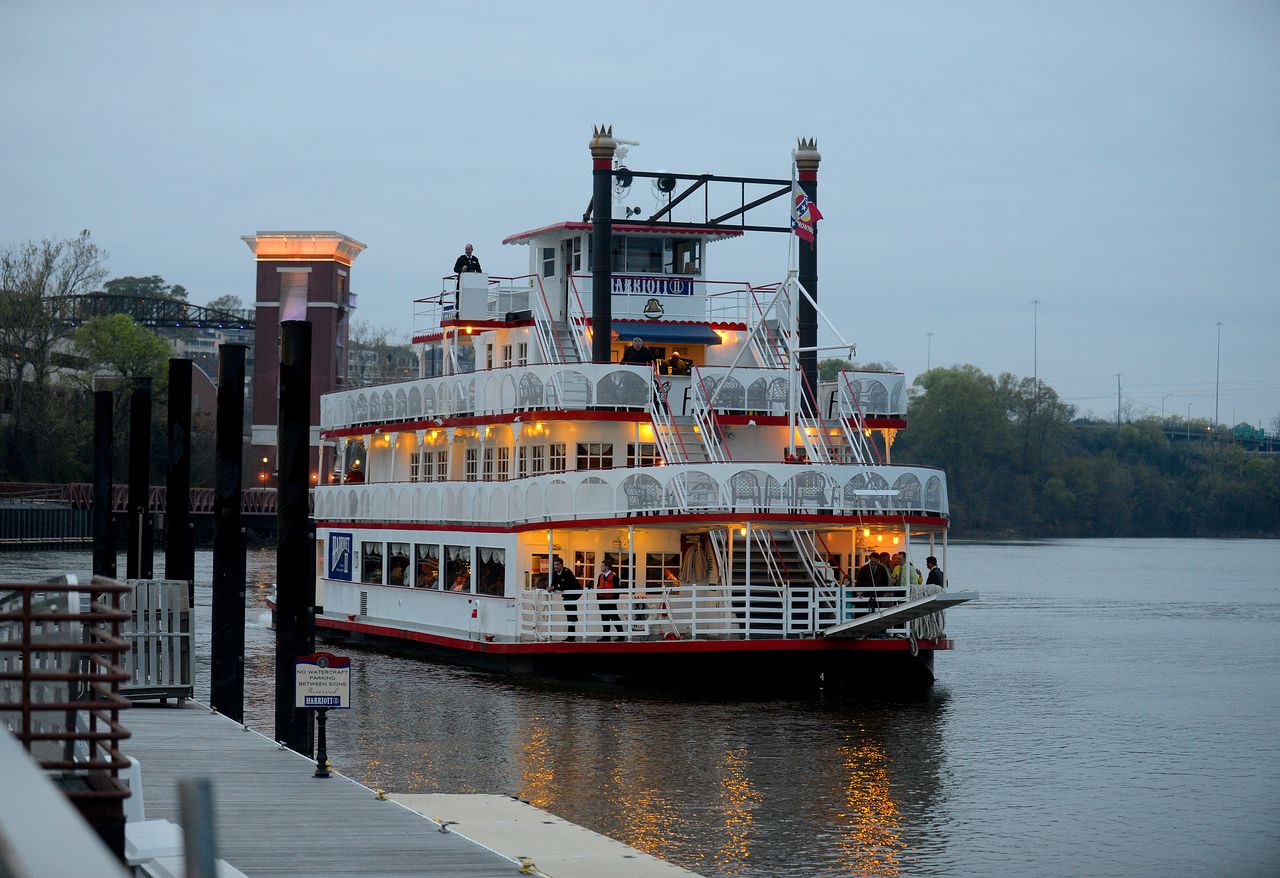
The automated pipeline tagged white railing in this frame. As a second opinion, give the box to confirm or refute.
[314,461,949,524]
[121,579,193,702]
[515,582,910,641]
[320,362,654,431]
[837,370,907,419]
[414,274,537,339]
[688,365,731,463]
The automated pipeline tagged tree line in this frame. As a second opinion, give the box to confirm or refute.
[891,365,1280,538]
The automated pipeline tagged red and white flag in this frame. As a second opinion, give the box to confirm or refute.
[789,182,823,243]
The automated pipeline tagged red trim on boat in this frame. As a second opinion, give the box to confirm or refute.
[318,616,952,653]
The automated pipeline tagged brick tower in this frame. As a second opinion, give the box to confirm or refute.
[241,231,366,481]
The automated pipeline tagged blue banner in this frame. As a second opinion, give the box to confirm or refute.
[328,532,353,581]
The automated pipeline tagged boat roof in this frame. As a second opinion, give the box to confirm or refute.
[501,222,744,246]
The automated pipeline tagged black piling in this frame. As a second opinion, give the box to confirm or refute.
[126,377,153,580]
[275,321,315,754]
[211,344,247,722]
[795,140,822,402]
[92,389,116,578]
[165,359,194,583]
[589,126,617,364]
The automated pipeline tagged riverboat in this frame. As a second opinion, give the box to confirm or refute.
[311,130,975,688]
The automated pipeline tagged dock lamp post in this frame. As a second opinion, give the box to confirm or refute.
[1214,321,1223,429]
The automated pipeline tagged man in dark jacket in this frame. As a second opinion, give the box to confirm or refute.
[549,556,583,640]
[453,243,481,275]
[620,337,655,365]
[926,556,945,587]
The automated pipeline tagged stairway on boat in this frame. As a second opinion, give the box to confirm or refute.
[666,417,713,464]
[720,529,838,634]
[548,321,582,363]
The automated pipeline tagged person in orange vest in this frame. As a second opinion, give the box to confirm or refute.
[344,459,364,484]
[597,560,624,641]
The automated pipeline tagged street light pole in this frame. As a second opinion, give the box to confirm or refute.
[1032,299,1041,414]
[1214,321,1223,429]
[926,332,933,372]
[1161,394,1171,422]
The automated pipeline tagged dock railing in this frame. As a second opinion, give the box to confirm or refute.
[0,574,132,852]
[120,579,194,703]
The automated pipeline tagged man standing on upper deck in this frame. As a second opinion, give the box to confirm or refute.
[620,337,655,365]
[453,243,482,275]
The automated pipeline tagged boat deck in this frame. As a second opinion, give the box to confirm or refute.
[125,703,518,878]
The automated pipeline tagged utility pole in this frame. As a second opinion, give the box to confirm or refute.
[1116,374,1122,428]
[1214,321,1223,430]
[926,332,933,371]
[1161,394,1171,423]
[1032,299,1040,405]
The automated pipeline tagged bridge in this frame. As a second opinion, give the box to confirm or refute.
[50,293,255,331]
[0,483,286,515]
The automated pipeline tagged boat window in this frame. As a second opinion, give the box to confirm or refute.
[541,247,556,278]
[626,238,663,273]
[464,448,478,482]
[410,449,424,483]
[476,547,505,597]
[482,447,495,482]
[421,343,443,378]
[497,447,510,481]
[602,552,634,589]
[516,342,528,366]
[445,545,472,592]
[387,543,410,587]
[672,239,700,275]
[434,450,448,481]
[415,544,440,589]
[361,542,383,585]
[570,237,582,272]
[645,552,680,592]
[531,445,546,475]
[626,443,662,467]
[576,442,614,470]
[549,443,567,473]
[529,553,549,590]
[574,551,596,584]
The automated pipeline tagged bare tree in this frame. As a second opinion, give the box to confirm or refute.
[0,231,108,476]
[347,320,412,387]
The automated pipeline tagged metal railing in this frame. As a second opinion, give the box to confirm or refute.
[120,580,193,703]
[0,575,132,814]
[514,581,907,641]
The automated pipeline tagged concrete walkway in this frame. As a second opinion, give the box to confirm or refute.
[392,794,701,878]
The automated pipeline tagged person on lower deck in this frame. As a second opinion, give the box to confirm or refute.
[855,552,890,614]
[893,551,922,586]
[926,556,945,587]
[549,556,582,640]
[597,560,623,640]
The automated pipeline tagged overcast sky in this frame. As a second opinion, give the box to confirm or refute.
[4,1,1278,426]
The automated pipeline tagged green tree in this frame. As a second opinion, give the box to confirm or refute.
[0,231,108,478]
[74,314,172,399]
[103,275,188,300]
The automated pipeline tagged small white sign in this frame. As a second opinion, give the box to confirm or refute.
[295,652,351,709]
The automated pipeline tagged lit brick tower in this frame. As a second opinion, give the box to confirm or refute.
[241,231,366,481]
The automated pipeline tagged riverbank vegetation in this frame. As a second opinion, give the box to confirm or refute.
[894,366,1280,538]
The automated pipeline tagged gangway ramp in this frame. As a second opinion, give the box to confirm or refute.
[823,590,979,638]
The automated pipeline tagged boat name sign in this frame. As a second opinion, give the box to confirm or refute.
[295,652,352,709]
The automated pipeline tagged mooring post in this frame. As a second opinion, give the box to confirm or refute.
[275,320,315,754]
[211,344,247,722]
[127,376,153,579]
[166,358,194,583]
[313,708,331,778]
[92,389,116,578]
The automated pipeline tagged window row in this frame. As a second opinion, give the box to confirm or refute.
[403,443,662,483]
[359,541,506,597]
[527,551,680,592]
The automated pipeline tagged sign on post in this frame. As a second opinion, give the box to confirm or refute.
[295,652,351,709]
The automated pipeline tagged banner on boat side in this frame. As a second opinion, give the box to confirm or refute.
[328,532,353,581]
[295,652,351,709]
[611,275,694,296]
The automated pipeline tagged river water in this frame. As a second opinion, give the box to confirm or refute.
[4,539,1277,877]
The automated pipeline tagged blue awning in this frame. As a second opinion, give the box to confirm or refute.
[612,321,722,346]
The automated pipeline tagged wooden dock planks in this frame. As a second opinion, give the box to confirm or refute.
[125,704,517,878]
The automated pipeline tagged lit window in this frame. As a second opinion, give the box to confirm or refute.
[626,442,662,467]
[482,447,495,482]
[497,447,510,481]
[549,443,567,473]
[517,445,529,478]
[576,442,614,470]
[531,445,546,475]
[464,448,478,482]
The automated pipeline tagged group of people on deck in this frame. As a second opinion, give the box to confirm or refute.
[546,556,626,641]
[841,553,944,613]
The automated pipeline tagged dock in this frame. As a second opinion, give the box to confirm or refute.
[126,704,519,878]
[126,703,700,877]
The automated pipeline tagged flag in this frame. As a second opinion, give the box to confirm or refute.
[790,181,823,243]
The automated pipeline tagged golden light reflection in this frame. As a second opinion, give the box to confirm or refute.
[713,747,761,873]
[609,764,683,864]
[834,741,906,876]
[518,722,555,809]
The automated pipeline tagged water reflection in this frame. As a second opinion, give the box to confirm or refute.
[836,739,905,876]
[714,747,761,874]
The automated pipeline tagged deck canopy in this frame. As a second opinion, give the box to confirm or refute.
[611,320,722,346]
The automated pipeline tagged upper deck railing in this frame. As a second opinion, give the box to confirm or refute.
[831,370,908,419]
[315,461,948,524]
